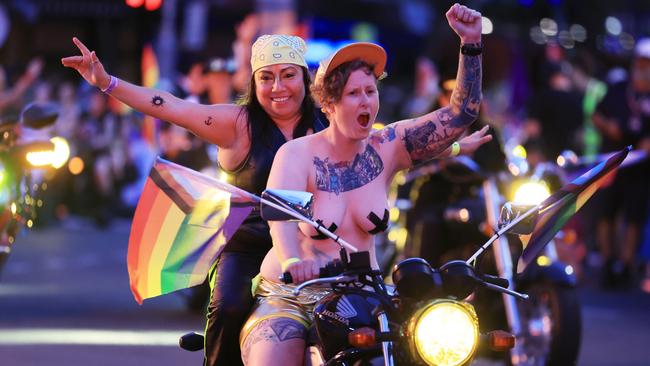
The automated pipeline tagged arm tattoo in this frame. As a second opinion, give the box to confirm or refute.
[403,53,482,164]
[368,126,397,145]
[204,116,213,126]
[403,119,452,163]
[313,144,383,195]
[151,95,165,107]
[241,318,306,364]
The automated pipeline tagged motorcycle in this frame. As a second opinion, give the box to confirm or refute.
[179,180,598,365]
[0,102,69,276]
[400,147,581,365]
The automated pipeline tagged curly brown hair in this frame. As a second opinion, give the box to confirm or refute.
[311,60,376,109]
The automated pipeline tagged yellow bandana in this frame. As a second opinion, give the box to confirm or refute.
[250,34,308,72]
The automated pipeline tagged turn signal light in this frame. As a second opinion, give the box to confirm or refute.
[348,327,376,348]
[487,330,515,351]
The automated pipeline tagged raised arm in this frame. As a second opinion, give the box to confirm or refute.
[61,37,241,148]
[391,4,482,169]
[266,141,319,283]
[0,58,43,112]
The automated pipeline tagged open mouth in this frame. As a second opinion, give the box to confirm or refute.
[271,96,290,103]
[357,113,370,128]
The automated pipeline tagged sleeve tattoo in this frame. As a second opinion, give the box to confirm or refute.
[402,53,482,164]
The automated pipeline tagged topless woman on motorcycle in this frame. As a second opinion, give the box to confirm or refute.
[239,3,485,365]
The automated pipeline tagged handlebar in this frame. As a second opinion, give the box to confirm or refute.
[280,270,357,296]
[291,275,357,296]
[280,257,347,284]
[481,274,510,289]
[280,253,381,295]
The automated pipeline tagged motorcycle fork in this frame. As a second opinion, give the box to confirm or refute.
[483,178,527,364]
[377,311,395,366]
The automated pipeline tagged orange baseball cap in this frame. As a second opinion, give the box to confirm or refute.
[314,42,387,87]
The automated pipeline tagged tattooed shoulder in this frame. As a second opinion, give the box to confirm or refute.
[313,144,384,195]
[368,125,397,145]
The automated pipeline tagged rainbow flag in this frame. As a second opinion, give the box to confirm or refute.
[127,158,257,304]
[517,146,631,273]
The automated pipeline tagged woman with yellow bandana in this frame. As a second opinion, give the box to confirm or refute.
[62,34,328,366]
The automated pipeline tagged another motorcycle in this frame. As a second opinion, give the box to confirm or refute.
[399,149,581,365]
[0,102,69,276]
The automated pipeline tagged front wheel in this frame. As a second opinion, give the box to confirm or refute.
[514,282,581,366]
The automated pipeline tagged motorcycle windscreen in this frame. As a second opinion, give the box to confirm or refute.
[517,147,630,273]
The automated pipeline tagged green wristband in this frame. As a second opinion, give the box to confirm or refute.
[450,141,461,157]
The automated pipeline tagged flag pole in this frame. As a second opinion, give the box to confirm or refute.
[163,159,359,252]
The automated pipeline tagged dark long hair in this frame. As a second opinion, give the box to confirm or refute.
[237,66,316,148]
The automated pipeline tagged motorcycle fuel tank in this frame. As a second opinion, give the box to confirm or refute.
[313,288,391,360]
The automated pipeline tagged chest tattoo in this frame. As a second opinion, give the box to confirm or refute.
[313,144,383,195]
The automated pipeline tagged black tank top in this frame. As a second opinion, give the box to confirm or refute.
[221,110,328,255]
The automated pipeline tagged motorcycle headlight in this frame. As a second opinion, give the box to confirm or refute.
[513,181,550,205]
[24,137,70,169]
[407,300,479,366]
[49,137,70,169]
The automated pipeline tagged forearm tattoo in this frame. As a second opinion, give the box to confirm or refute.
[241,318,306,364]
[403,53,482,164]
[313,144,383,195]
[204,116,213,126]
[151,95,165,107]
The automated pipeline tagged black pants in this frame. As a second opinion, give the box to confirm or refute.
[203,251,263,366]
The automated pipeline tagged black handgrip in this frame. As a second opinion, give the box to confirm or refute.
[280,272,294,284]
[280,258,346,284]
[481,274,509,288]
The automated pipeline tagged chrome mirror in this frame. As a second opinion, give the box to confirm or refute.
[260,189,314,221]
[498,202,538,235]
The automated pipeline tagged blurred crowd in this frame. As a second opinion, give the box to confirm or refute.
[1,9,649,294]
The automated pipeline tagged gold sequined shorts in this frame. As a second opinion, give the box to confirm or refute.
[239,277,331,347]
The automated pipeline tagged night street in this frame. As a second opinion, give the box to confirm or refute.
[0,218,649,365]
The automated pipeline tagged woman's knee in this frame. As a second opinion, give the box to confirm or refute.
[241,317,306,366]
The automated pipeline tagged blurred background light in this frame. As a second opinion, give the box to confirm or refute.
[569,24,587,42]
[530,26,546,45]
[558,30,575,49]
[620,32,635,50]
[540,18,558,37]
[605,16,622,35]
